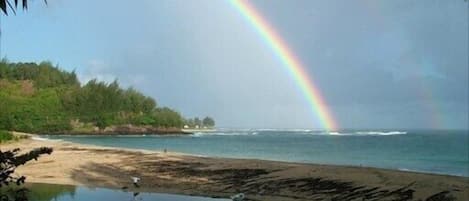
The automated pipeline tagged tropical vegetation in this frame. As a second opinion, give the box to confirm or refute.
[0,130,13,142]
[0,60,211,133]
[184,117,215,128]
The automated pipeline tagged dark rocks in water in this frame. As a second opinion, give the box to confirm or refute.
[69,151,465,201]
[241,177,417,201]
[425,191,456,201]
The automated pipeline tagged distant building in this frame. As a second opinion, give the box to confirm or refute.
[183,125,189,129]
[195,125,200,129]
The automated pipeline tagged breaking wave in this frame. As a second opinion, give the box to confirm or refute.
[329,131,407,136]
[252,128,315,132]
[191,131,259,137]
[31,136,63,142]
[355,131,407,135]
[191,130,407,137]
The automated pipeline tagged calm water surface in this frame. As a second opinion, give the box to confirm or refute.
[19,183,229,201]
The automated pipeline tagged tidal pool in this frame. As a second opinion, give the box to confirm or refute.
[1,183,229,201]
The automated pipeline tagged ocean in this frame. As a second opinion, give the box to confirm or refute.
[45,129,469,177]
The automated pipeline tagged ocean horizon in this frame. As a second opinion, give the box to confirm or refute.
[45,129,469,177]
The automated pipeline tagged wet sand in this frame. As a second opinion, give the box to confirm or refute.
[1,138,468,201]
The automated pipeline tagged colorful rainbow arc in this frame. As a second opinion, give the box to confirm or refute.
[229,0,338,131]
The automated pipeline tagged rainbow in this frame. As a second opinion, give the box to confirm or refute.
[228,0,338,131]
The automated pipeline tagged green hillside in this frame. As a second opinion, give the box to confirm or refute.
[0,60,187,133]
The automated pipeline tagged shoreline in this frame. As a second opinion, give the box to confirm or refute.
[36,125,193,135]
[34,133,468,178]
[2,137,468,201]
[28,134,469,178]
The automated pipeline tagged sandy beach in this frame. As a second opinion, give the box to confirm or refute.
[1,137,468,201]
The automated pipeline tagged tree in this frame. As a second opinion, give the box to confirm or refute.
[94,114,109,130]
[0,61,189,131]
[185,118,195,127]
[0,0,47,15]
[202,116,215,127]
[193,117,201,127]
[1,3,53,200]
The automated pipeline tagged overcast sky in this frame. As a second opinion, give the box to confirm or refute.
[2,0,467,129]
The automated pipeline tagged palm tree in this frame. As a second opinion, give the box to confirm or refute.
[0,0,47,15]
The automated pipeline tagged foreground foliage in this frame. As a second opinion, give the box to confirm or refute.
[0,147,53,201]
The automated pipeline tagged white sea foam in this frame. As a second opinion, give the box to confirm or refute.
[328,132,343,135]
[191,132,258,137]
[192,130,406,137]
[398,168,412,172]
[252,128,279,132]
[253,128,316,132]
[355,131,407,135]
[396,168,457,176]
[31,136,62,142]
[191,132,204,137]
[328,131,407,136]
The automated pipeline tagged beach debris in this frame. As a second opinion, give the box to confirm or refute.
[131,176,141,188]
[230,193,245,201]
